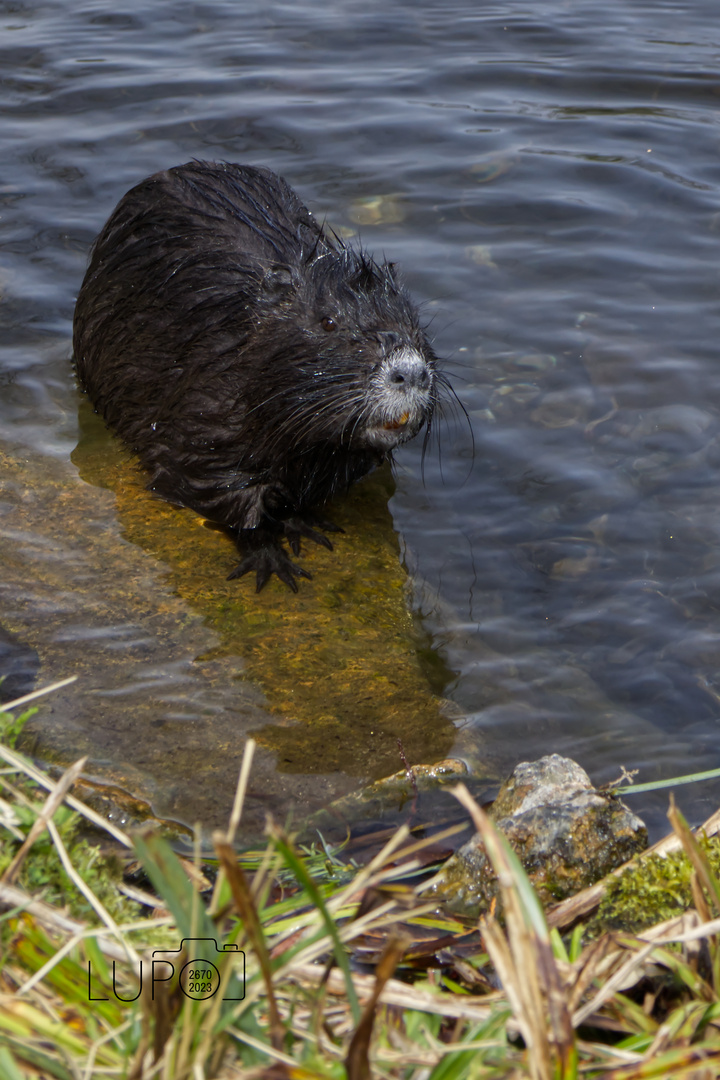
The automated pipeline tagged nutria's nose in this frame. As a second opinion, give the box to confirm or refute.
[386,347,431,391]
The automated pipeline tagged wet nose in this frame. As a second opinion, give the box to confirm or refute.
[386,347,431,391]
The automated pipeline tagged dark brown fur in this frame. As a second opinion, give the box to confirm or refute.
[73,160,438,589]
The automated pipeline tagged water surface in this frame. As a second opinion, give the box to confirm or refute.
[2,0,720,840]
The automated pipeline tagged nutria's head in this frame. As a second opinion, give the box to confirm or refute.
[250,244,437,455]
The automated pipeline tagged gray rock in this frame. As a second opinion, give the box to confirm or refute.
[440,754,647,916]
[631,405,714,448]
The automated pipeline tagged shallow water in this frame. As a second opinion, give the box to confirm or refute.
[2,0,720,841]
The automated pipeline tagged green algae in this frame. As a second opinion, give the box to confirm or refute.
[71,402,456,783]
[590,836,720,935]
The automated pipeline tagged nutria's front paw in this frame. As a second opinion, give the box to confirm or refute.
[228,543,311,592]
[283,515,344,556]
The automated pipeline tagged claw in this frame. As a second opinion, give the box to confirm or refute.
[287,531,302,557]
[307,514,344,535]
[284,515,342,555]
[228,532,312,592]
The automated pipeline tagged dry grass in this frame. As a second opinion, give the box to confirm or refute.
[2,689,720,1078]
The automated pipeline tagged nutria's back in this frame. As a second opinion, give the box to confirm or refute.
[74,160,438,589]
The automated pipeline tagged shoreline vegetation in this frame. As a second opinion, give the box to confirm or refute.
[3,688,720,1077]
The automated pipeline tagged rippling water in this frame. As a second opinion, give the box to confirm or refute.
[2,0,720,839]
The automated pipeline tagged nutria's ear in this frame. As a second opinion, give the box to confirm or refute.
[350,253,381,293]
[262,264,297,296]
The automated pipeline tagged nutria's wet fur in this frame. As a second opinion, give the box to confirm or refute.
[73,160,439,590]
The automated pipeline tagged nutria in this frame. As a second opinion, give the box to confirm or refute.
[73,160,440,590]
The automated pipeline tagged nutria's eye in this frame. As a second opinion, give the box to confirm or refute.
[321,316,337,332]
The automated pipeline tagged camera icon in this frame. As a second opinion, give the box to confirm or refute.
[152,938,245,1001]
